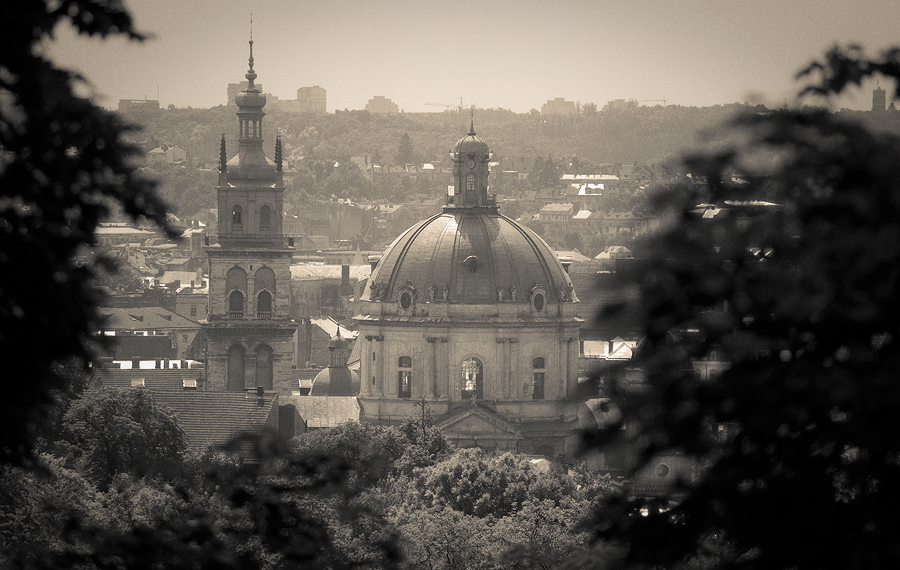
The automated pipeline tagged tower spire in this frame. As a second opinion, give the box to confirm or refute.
[275,134,283,172]
[469,105,475,135]
[246,15,257,88]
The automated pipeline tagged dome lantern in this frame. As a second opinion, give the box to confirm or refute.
[447,110,494,210]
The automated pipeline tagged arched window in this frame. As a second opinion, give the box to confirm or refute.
[461,357,483,400]
[227,344,245,392]
[259,205,271,232]
[256,344,273,390]
[257,291,272,318]
[228,291,244,318]
[398,356,412,398]
[226,266,247,318]
[466,173,475,196]
[232,204,243,231]
[254,267,276,317]
[532,357,546,400]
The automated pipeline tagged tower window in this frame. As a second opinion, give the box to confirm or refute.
[461,357,483,400]
[260,205,271,232]
[256,344,273,390]
[466,173,475,195]
[532,357,546,400]
[228,291,244,318]
[257,291,272,318]
[227,344,245,392]
[232,205,243,232]
[398,356,412,398]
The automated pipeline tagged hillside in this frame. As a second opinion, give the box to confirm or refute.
[121,103,900,219]
[121,103,781,168]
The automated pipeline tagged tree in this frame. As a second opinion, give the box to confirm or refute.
[0,1,173,464]
[397,132,413,165]
[60,388,186,490]
[586,45,900,570]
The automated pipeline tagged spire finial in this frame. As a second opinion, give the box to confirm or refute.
[469,105,475,135]
[245,15,257,87]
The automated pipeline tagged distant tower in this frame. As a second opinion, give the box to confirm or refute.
[873,85,886,112]
[204,32,296,394]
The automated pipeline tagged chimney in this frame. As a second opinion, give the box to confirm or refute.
[257,386,265,406]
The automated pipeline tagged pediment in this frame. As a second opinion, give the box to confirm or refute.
[436,404,524,439]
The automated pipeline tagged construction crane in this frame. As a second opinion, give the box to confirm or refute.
[638,99,667,106]
[425,97,465,113]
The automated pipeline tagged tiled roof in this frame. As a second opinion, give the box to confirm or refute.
[99,306,200,329]
[310,317,359,340]
[290,264,372,281]
[148,390,278,449]
[572,209,593,220]
[560,174,619,181]
[539,202,574,212]
[158,270,202,285]
[288,395,360,428]
[96,226,153,235]
[92,368,202,391]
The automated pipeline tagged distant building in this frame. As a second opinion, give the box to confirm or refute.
[541,97,576,115]
[297,86,327,114]
[873,86,887,111]
[97,306,202,360]
[148,145,186,164]
[95,223,155,246]
[538,202,574,223]
[226,81,265,106]
[365,96,399,114]
[118,99,159,113]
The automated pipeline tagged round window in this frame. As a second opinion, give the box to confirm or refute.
[654,463,670,478]
[533,292,545,311]
[399,291,412,310]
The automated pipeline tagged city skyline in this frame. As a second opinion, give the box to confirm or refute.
[48,0,898,113]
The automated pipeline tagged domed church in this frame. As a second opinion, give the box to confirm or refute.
[355,121,587,459]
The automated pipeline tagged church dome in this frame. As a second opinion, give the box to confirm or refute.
[451,130,490,159]
[363,210,577,306]
[309,366,360,396]
[328,333,350,350]
[235,88,266,109]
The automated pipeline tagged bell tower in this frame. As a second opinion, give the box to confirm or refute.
[204,32,296,394]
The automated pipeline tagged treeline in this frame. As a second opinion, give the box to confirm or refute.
[1,383,620,569]
[121,103,798,170]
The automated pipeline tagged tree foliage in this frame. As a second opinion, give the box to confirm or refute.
[586,45,900,570]
[60,388,186,490]
[0,0,174,464]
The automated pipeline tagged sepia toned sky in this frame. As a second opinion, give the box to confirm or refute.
[47,0,898,112]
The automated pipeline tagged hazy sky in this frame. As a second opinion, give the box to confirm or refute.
[47,0,897,113]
